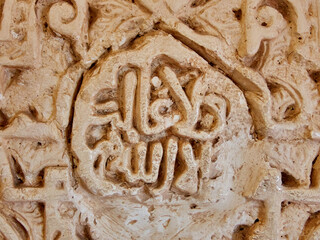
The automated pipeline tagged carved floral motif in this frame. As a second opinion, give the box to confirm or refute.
[0,0,319,238]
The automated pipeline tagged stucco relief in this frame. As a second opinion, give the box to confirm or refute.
[0,0,319,239]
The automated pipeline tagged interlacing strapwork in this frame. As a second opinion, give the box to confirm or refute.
[0,0,319,239]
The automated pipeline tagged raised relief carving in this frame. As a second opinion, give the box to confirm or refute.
[0,0,40,67]
[137,0,320,142]
[176,0,243,53]
[0,202,43,239]
[0,114,67,186]
[53,0,153,130]
[0,164,77,239]
[48,0,88,41]
[246,168,320,239]
[72,32,250,197]
[286,0,320,65]
[268,80,301,123]
[238,0,287,58]
[48,0,89,57]
[88,0,151,49]
[0,66,11,95]
[0,0,319,238]
[236,142,320,239]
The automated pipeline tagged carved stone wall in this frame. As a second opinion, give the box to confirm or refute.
[0,0,320,239]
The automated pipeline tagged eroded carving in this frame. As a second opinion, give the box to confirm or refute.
[0,0,319,238]
[136,0,320,141]
[0,165,77,239]
[238,0,287,58]
[88,0,151,49]
[0,114,67,186]
[48,0,89,57]
[72,32,250,197]
[237,147,320,239]
[0,0,40,67]
[0,202,43,239]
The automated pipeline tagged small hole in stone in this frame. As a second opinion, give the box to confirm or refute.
[232,9,242,21]
[190,203,197,209]
[309,71,320,83]
[56,181,64,189]
[232,224,250,239]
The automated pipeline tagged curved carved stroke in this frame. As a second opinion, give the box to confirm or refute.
[238,0,287,58]
[48,0,88,57]
[136,0,319,141]
[71,32,249,197]
[48,0,88,40]
[268,78,302,122]
[0,204,41,240]
[0,114,67,186]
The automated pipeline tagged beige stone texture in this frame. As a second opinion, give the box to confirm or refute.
[0,0,320,239]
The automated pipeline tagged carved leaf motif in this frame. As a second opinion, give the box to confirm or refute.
[270,86,299,122]
[89,0,148,46]
[0,114,66,186]
[238,1,287,58]
[264,140,319,187]
[0,202,43,240]
[178,0,242,47]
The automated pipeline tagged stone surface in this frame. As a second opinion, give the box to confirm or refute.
[0,0,319,239]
